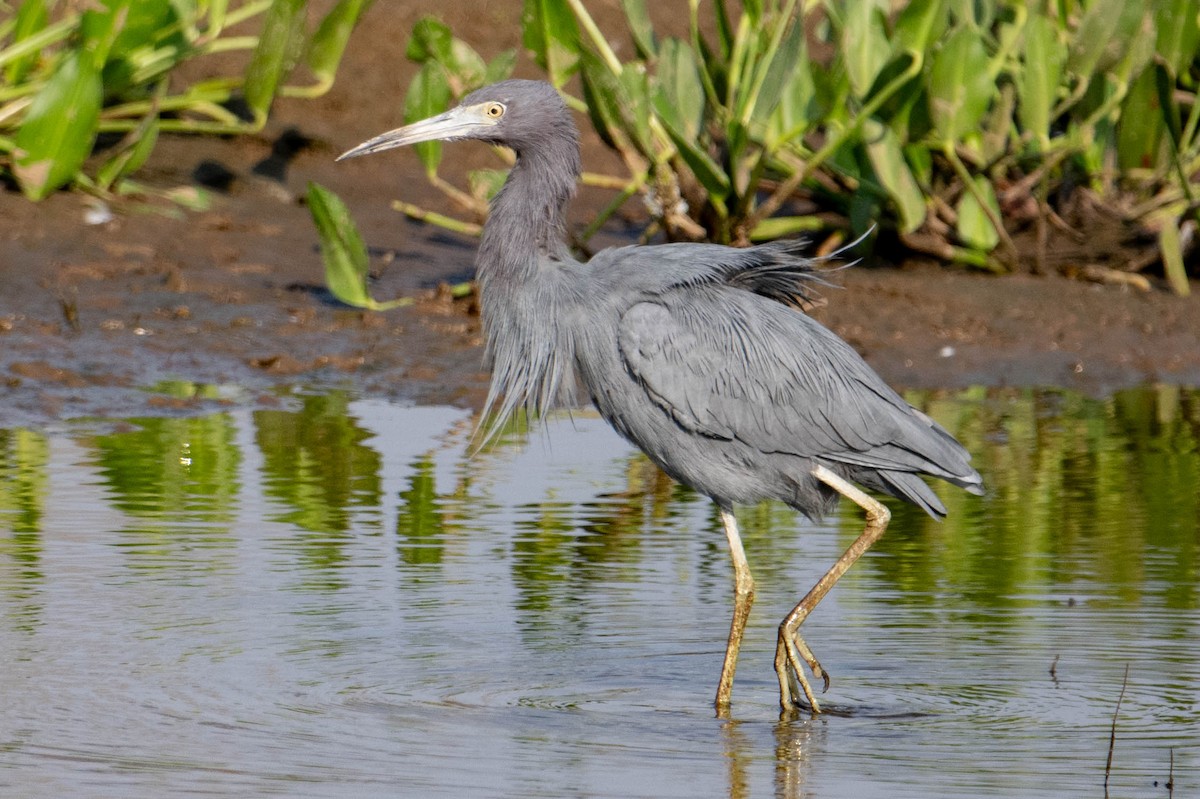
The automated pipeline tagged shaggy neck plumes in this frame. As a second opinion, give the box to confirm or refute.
[473,138,583,439]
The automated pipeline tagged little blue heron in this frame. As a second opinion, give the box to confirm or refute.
[339,79,983,714]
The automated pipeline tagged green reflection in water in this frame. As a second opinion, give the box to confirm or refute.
[86,414,241,570]
[867,386,1200,613]
[254,393,384,591]
[2,384,1196,623]
[0,429,48,629]
[396,456,445,568]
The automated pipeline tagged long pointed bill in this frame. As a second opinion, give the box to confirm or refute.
[336,104,497,161]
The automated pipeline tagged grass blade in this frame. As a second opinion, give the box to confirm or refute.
[243,0,306,125]
[307,0,374,90]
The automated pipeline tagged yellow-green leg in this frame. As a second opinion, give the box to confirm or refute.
[775,464,891,713]
[715,507,755,712]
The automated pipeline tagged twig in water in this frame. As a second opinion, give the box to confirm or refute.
[1049,654,1060,685]
[1104,664,1130,798]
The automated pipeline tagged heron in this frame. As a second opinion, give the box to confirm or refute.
[338,79,983,714]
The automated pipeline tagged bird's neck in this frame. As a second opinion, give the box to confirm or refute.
[473,146,581,432]
[476,149,576,288]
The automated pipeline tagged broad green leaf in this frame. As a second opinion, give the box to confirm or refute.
[308,0,374,87]
[307,182,410,311]
[864,121,927,234]
[243,0,307,124]
[484,49,518,85]
[747,14,806,131]
[654,37,704,141]
[447,38,489,92]
[6,0,49,85]
[927,26,993,142]
[79,0,132,69]
[619,64,653,153]
[13,50,102,200]
[1019,14,1063,150]
[405,61,452,177]
[406,16,453,64]
[956,175,1001,251]
[892,0,945,57]
[770,52,817,143]
[1155,0,1200,76]
[841,0,889,98]
[110,0,178,59]
[657,112,731,199]
[1116,66,1163,171]
[621,0,656,58]
[102,0,186,96]
[522,0,581,88]
[1068,0,1138,79]
[580,51,621,148]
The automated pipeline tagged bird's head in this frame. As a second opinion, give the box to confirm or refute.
[337,79,576,162]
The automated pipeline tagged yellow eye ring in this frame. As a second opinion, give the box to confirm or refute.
[485,102,505,119]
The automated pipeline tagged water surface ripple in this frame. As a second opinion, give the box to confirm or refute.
[0,387,1196,797]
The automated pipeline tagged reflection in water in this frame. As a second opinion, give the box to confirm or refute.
[0,385,1196,798]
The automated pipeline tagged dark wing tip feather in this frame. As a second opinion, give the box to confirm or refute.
[726,239,845,308]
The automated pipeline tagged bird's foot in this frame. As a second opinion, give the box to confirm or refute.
[773,627,831,713]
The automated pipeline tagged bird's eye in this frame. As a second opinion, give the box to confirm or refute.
[485,102,505,119]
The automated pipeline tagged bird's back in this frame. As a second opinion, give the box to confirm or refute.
[570,240,983,518]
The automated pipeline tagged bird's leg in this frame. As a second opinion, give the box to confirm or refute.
[776,464,891,714]
[715,507,755,713]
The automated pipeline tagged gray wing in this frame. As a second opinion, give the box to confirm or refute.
[616,286,982,516]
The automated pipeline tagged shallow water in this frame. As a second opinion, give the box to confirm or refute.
[0,386,1196,798]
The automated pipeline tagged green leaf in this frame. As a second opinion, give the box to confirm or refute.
[1116,66,1163,171]
[78,0,132,69]
[892,0,945,57]
[749,14,806,130]
[864,120,927,234]
[956,175,1001,251]
[97,116,160,190]
[405,61,452,177]
[1067,0,1137,78]
[406,16,452,64]
[658,112,731,200]
[243,0,307,124]
[1155,0,1200,76]
[13,50,102,200]
[307,0,374,88]
[927,26,993,142]
[619,63,653,153]
[654,38,704,141]
[1019,14,1063,150]
[841,0,889,98]
[308,182,410,311]
[6,0,49,85]
[522,0,581,88]
[621,0,656,58]
[484,49,517,84]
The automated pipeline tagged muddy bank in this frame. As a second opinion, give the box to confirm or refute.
[1,4,1198,428]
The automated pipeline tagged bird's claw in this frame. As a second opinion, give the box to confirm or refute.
[775,628,829,712]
